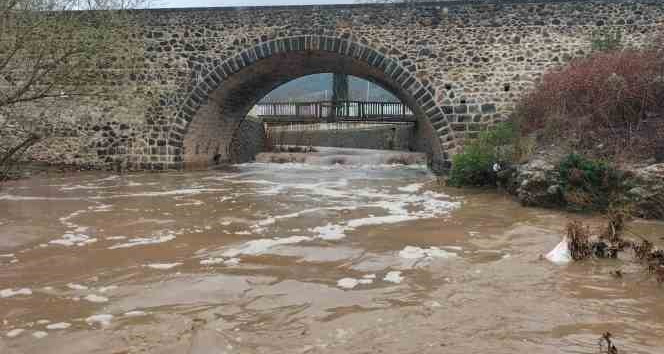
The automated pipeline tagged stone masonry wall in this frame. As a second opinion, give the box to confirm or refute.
[9,0,664,172]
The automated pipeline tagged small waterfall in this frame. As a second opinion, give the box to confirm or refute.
[256,146,426,166]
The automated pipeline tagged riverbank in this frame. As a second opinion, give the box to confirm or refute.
[492,148,664,220]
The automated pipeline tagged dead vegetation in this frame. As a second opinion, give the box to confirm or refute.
[565,209,664,283]
[598,332,618,354]
[0,0,148,184]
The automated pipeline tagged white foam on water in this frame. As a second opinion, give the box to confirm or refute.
[49,233,97,247]
[337,278,359,289]
[59,209,88,229]
[545,238,572,265]
[397,183,424,193]
[46,322,71,330]
[86,314,113,327]
[383,271,404,284]
[60,184,115,191]
[105,236,127,240]
[32,331,48,339]
[358,274,376,285]
[98,285,118,293]
[222,236,312,257]
[84,294,109,303]
[310,223,346,240]
[443,246,464,251]
[0,288,32,298]
[67,283,88,290]
[336,273,376,288]
[224,258,241,266]
[115,188,227,198]
[398,246,458,260]
[347,215,417,228]
[175,200,204,207]
[0,253,14,258]
[6,328,24,338]
[36,320,50,325]
[200,257,225,265]
[146,262,182,270]
[124,311,147,317]
[90,204,113,212]
[255,206,358,228]
[108,233,176,249]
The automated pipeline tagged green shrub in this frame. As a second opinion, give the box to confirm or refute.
[449,144,495,187]
[558,153,625,210]
[448,122,518,187]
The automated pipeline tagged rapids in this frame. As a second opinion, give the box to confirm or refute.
[1,148,663,354]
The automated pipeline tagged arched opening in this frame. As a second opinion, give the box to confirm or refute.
[172,36,448,171]
[257,73,399,103]
[251,73,415,154]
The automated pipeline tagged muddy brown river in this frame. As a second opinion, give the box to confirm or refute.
[1,148,663,354]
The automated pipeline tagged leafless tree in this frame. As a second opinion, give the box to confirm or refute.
[0,0,146,181]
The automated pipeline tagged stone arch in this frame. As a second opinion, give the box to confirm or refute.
[167,35,452,172]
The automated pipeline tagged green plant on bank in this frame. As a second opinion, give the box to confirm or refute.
[591,27,623,52]
[557,153,628,211]
[448,122,519,187]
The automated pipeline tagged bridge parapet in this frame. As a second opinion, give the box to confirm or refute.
[255,101,415,123]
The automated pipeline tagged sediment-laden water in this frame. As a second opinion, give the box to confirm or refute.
[1,148,663,354]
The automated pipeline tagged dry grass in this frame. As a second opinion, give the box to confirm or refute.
[516,49,664,161]
[566,214,664,283]
[567,221,593,261]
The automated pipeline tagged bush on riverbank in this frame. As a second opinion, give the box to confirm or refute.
[557,153,629,211]
[448,122,519,187]
[491,46,664,217]
[516,49,664,162]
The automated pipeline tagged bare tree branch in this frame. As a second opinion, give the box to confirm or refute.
[0,0,148,182]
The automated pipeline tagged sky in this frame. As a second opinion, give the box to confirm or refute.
[159,0,357,8]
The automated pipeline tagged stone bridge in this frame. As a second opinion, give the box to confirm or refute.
[31,0,664,172]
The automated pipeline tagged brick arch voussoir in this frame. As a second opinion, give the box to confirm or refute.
[170,34,450,153]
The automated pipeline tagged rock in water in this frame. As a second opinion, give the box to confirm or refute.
[545,237,572,264]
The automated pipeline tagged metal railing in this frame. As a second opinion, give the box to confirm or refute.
[254,100,415,123]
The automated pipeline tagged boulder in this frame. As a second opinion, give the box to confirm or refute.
[507,157,563,207]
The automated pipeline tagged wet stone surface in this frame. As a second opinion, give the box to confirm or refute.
[1,148,663,353]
